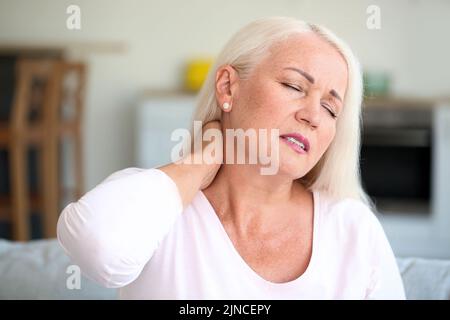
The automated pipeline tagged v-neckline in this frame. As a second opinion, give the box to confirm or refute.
[195,189,320,289]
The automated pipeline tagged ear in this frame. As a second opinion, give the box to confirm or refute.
[215,64,239,112]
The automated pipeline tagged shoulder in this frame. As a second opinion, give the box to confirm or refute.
[99,167,172,186]
[101,167,149,183]
[316,192,404,298]
[319,192,376,223]
[317,192,385,245]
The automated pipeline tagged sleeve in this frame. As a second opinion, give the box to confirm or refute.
[364,213,406,300]
[56,167,183,288]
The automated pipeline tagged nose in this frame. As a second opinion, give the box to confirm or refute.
[294,93,321,129]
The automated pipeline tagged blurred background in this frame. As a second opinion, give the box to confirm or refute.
[0,0,449,299]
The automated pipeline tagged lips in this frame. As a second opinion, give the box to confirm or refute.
[280,133,310,154]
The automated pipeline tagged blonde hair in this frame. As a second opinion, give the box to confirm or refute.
[191,16,374,209]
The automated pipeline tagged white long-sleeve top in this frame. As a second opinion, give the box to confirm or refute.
[57,167,406,299]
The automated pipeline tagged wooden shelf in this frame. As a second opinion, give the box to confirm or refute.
[142,88,197,98]
[363,96,450,109]
[0,41,128,56]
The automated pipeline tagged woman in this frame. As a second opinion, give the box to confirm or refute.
[57,17,405,299]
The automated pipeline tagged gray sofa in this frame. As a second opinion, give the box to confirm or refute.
[0,239,449,300]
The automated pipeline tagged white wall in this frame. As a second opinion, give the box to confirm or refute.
[0,0,449,192]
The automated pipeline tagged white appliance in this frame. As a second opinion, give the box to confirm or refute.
[135,94,196,168]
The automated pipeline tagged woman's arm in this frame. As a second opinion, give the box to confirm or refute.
[57,121,222,288]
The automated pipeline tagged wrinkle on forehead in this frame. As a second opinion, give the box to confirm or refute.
[253,33,348,99]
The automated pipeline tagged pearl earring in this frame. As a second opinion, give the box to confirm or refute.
[223,102,231,110]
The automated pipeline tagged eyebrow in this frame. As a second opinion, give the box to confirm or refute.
[283,67,343,103]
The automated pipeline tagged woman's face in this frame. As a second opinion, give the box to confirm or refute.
[223,32,348,179]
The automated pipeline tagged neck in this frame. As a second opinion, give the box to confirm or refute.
[203,163,310,235]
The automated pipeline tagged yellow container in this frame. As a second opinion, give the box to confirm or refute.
[184,58,213,92]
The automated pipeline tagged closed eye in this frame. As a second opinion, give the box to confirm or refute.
[322,103,337,119]
[282,82,304,92]
[282,82,337,119]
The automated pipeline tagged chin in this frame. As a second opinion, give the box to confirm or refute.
[277,159,309,180]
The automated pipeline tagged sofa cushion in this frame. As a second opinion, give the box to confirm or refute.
[0,239,117,299]
[396,257,450,300]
